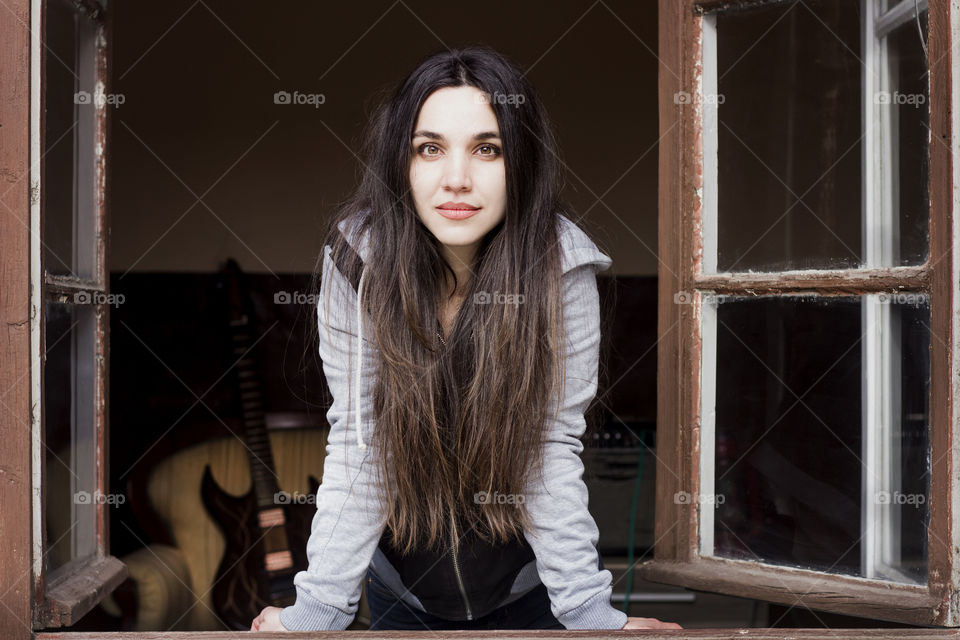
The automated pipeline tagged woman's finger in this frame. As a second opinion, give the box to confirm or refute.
[622,616,683,630]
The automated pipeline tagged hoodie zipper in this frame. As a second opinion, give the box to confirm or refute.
[439,320,471,619]
[449,508,473,620]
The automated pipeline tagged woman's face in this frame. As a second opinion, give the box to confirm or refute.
[409,86,507,265]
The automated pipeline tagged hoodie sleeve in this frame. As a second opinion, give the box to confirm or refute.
[279,246,386,631]
[521,260,628,630]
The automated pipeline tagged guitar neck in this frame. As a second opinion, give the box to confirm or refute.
[231,317,281,509]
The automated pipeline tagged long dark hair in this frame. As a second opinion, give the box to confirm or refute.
[308,45,591,554]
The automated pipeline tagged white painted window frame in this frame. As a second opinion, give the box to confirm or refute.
[861,0,929,585]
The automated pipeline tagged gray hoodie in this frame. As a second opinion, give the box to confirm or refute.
[279,213,627,631]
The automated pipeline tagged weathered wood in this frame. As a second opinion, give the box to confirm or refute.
[96,0,115,598]
[694,266,929,296]
[652,0,959,627]
[41,555,127,627]
[923,0,957,627]
[655,0,694,568]
[32,1,125,631]
[32,629,960,639]
[0,0,37,638]
[639,559,942,627]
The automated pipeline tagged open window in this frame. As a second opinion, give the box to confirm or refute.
[32,0,126,628]
[2,0,958,636]
[641,0,959,626]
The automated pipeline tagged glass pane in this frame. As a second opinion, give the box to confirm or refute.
[884,13,930,265]
[714,0,863,272]
[707,295,930,584]
[44,301,98,579]
[885,300,929,581]
[44,0,99,280]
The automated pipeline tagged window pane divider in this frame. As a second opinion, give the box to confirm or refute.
[44,275,106,297]
[693,265,930,295]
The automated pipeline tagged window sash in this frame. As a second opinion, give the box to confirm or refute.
[30,0,125,628]
[642,0,959,626]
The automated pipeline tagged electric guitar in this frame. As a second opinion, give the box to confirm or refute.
[201,258,320,630]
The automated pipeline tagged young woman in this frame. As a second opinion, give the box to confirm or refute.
[251,45,681,632]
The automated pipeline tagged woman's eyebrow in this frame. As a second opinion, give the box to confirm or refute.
[411,130,501,141]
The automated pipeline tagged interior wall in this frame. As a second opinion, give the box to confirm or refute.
[110,0,659,275]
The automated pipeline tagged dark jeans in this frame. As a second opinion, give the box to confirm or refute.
[364,568,565,630]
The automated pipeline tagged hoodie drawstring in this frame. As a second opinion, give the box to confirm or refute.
[354,264,368,451]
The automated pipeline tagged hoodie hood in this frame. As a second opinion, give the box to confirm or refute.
[335,213,612,450]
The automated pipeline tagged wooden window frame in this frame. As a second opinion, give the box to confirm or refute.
[640,0,959,627]
[31,0,126,630]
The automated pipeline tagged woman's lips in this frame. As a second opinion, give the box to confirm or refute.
[436,205,481,220]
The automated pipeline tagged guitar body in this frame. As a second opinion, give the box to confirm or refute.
[201,462,321,629]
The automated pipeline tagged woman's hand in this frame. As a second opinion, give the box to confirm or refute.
[251,606,289,631]
[622,616,683,630]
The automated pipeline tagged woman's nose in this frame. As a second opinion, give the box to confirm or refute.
[441,154,471,191]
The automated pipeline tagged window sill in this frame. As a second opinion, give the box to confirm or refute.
[40,554,128,628]
[638,558,946,626]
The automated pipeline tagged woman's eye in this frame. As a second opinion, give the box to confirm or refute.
[477,144,501,157]
[418,143,441,156]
